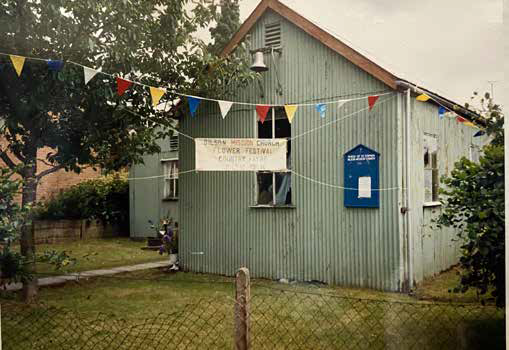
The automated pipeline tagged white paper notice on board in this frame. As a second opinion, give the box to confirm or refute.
[358,176,372,198]
[195,138,288,171]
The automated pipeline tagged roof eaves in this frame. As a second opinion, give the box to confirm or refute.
[220,0,398,90]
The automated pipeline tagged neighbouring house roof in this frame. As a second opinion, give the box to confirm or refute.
[220,0,483,125]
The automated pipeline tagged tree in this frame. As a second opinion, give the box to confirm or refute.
[207,0,241,55]
[0,0,255,301]
[0,168,74,286]
[437,93,504,306]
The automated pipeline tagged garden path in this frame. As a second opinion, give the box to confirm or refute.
[3,260,169,291]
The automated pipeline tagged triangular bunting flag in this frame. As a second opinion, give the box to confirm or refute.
[116,77,132,96]
[47,60,64,71]
[456,116,467,123]
[187,96,202,117]
[9,55,25,77]
[438,106,446,119]
[315,103,327,118]
[218,100,233,119]
[463,121,476,128]
[256,105,270,123]
[368,96,379,111]
[336,100,347,110]
[83,67,99,84]
[416,94,430,102]
[473,130,485,137]
[149,87,165,107]
[284,105,298,124]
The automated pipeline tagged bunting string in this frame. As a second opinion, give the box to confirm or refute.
[413,85,482,130]
[122,108,195,141]
[290,170,402,191]
[126,167,403,191]
[0,52,390,111]
[0,52,482,189]
[289,94,396,141]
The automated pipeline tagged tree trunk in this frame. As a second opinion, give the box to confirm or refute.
[20,156,38,302]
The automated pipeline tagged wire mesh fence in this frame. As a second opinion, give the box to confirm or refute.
[1,285,505,349]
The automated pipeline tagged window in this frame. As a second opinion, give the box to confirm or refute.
[470,144,481,163]
[423,134,439,203]
[162,159,178,200]
[169,134,179,152]
[265,22,281,48]
[256,107,292,206]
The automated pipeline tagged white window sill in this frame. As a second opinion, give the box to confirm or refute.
[250,205,296,209]
[423,201,441,207]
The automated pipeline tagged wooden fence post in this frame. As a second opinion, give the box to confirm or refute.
[234,267,250,350]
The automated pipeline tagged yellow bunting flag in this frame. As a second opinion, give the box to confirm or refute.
[9,55,25,77]
[284,105,298,124]
[463,122,476,128]
[416,94,430,102]
[149,87,165,107]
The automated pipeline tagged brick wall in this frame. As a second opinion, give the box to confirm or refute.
[33,220,119,244]
[0,138,101,203]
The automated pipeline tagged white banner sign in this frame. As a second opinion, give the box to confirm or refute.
[195,138,288,171]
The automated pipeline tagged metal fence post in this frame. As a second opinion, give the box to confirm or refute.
[234,267,250,350]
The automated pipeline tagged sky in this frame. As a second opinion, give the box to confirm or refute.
[226,0,503,106]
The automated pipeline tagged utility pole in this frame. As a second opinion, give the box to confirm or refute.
[487,80,498,99]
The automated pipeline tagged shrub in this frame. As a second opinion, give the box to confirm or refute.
[437,94,504,307]
[0,168,74,285]
[36,173,129,229]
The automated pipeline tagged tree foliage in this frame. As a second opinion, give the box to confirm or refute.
[208,0,241,55]
[35,173,129,229]
[0,169,73,285]
[437,93,504,307]
[0,168,26,245]
[0,0,254,176]
[0,0,256,300]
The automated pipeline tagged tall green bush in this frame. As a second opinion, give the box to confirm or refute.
[437,93,504,307]
[36,174,129,230]
[0,168,73,285]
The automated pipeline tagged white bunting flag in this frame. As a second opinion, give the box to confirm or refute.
[336,100,347,110]
[83,66,99,84]
[218,100,233,119]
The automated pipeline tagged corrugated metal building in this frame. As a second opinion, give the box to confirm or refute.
[130,133,179,237]
[130,0,487,291]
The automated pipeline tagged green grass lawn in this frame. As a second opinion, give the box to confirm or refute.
[15,238,165,275]
[1,269,504,350]
[414,266,485,303]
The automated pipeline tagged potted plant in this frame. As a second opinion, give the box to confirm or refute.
[158,221,178,271]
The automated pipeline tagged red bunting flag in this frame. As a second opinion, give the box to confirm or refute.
[116,77,132,96]
[256,105,271,123]
[456,116,467,123]
[368,95,379,111]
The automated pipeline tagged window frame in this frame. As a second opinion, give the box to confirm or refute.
[161,158,179,201]
[423,133,440,207]
[469,144,481,163]
[253,108,294,208]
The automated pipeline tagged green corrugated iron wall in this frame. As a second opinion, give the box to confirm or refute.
[129,141,179,238]
[408,98,489,284]
[179,10,404,291]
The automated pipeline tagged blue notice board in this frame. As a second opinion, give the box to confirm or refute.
[344,144,380,208]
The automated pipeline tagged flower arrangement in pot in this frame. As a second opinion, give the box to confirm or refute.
[158,222,178,271]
